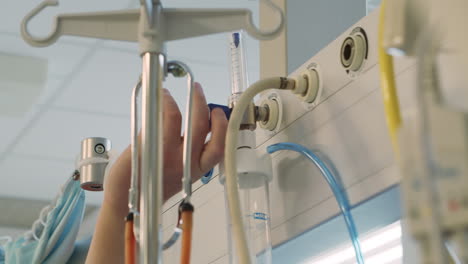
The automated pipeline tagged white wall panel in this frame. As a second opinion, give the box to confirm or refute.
[161,9,418,263]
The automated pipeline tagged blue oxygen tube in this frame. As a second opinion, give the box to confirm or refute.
[267,143,365,264]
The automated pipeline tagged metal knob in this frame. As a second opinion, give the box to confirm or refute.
[78,137,111,191]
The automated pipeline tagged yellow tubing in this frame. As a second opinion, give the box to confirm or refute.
[379,3,458,263]
[378,0,402,155]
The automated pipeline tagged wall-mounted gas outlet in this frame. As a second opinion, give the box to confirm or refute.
[258,93,282,132]
[292,65,321,104]
[340,27,369,75]
[293,68,320,103]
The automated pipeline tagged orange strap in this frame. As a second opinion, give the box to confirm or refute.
[125,214,136,264]
[180,211,194,264]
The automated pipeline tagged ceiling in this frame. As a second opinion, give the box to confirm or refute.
[0,0,259,232]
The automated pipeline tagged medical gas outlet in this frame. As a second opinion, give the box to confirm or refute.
[292,68,320,103]
[341,27,369,74]
[257,68,320,132]
[258,97,280,131]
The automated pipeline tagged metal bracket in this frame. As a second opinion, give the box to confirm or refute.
[21,0,284,47]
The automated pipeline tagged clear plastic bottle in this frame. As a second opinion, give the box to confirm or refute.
[223,31,273,264]
[221,131,273,264]
[223,175,273,264]
[241,178,273,264]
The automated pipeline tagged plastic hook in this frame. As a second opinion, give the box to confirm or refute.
[21,0,62,47]
[244,0,284,40]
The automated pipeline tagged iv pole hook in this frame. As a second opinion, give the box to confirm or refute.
[21,0,61,47]
[21,0,285,47]
[245,0,284,40]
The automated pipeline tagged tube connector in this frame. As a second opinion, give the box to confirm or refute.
[256,105,269,122]
[292,69,320,103]
[236,101,257,131]
[257,98,280,131]
[281,77,296,91]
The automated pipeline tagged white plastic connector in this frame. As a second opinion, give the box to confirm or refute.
[219,148,273,189]
[292,74,308,95]
[219,130,273,189]
[237,130,256,149]
[259,98,280,131]
[301,68,320,103]
[341,28,368,73]
[293,68,320,103]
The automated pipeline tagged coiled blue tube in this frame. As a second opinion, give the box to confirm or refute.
[267,142,365,264]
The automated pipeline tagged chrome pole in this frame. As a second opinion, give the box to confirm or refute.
[129,77,142,214]
[140,52,165,264]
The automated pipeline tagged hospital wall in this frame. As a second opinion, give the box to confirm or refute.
[286,0,366,72]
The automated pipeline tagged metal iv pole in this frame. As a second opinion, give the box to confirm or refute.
[139,4,165,262]
[21,1,284,263]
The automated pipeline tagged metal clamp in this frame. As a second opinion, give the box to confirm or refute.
[75,137,112,191]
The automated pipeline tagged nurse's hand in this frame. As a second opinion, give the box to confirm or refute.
[86,83,228,264]
[103,83,228,219]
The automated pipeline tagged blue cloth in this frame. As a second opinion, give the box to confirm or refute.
[201,168,214,184]
[0,247,5,264]
[2,179,85,264]
[208,104,231,120]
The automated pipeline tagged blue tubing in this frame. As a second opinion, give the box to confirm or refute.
[267,142,365,264]
[201,168,214,184]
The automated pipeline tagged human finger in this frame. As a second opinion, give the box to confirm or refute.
[190,83,210,159]
[163,88,183,146]
[199,107,228,173]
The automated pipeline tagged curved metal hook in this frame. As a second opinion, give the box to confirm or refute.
[21,0,61,47]
[244,0,284,40]
[162,227,182,250]
[129,76,142,214]
[167,60,195,203]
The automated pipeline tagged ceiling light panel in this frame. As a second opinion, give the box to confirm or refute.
[0,52,47,117]
[0,154,73,201]
[13,109,129,161]
[0,0,130,34]
[0,107,39,154]
[0,34,90,78]
[53,48,141,116]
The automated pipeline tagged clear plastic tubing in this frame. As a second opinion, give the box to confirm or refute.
[224,177,272,264]
[267,142,365,264]
[229,31,249,96]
